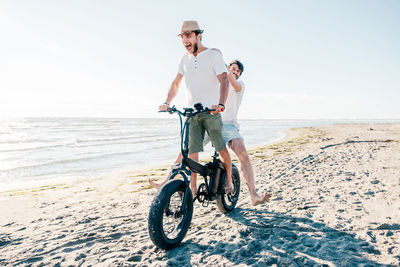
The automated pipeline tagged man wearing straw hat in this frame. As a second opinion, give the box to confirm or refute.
[158,20,234,196]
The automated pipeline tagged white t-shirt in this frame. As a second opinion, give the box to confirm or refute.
[221,80,245,127]
[178,49,227,108]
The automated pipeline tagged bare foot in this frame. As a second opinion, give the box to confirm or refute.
[148,179,165,189]
[251,192,271,206]
[224,181,234,194]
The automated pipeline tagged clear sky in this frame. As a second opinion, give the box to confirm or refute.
[1,0,399,119]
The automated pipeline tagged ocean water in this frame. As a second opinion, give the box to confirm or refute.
[0,117,397,190]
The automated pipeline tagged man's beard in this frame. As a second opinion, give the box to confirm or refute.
[193,43,198,54]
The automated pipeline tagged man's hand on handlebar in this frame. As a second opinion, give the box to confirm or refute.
[210,104,224,115]
[159,103,170,112]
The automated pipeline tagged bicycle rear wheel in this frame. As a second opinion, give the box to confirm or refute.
[216,164,240,213]
[148,179,193,250]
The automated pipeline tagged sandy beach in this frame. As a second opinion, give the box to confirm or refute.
[1,123,399,266]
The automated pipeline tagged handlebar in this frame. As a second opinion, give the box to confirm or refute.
[159,105,216,117]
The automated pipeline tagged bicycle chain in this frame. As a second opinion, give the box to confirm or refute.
[197,183,209,207]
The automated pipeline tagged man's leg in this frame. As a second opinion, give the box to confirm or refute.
[202,114,233,192]
[149,152,183,189]
[230,138,271,205]
[186,114,205,197]
[218,148,234,193]
[188,152,199,196]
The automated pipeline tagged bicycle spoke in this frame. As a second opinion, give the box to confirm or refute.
[162,191,185,239]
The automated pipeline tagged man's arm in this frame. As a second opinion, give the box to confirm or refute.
[228,72,242,92]
[159,73,183,111]
[213,72,229,113]
[211,48,241,92]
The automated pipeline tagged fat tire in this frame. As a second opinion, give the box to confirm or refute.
[216,164,240,213]
[148,179,193,250]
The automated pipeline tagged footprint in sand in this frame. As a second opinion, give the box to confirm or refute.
[0,239,11,247]
[127,255,142,262]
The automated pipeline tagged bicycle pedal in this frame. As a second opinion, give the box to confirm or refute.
[202,200,209,207]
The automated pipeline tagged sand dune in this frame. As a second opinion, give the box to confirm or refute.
[1,123,399,266]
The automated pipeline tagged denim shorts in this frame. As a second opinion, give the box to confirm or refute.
[204,122,243,145]
[222,122,243,143]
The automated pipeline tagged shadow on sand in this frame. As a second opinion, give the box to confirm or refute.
[166,207,396,266]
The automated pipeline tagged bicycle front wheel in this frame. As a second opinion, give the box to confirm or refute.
[148,179,193,250]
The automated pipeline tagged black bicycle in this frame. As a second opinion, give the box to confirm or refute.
[148,103,241,250]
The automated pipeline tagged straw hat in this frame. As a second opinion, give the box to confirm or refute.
[178,20,203,35]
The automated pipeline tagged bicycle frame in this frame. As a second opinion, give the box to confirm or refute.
[164,105,222,207]
[148,105,241,250]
